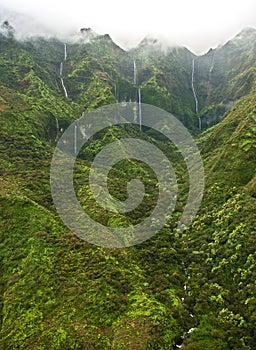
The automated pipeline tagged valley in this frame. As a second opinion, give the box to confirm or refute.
[0,21,256,349]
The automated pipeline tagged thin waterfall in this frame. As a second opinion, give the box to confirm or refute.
[133,59,142,130]
[198,116,202,131]
[60,62,63,76]
[64,43,67,61]
[74,125,77,155]
[191,59,198,114]
[206,51,215,104]
[55,117,59,142]
[133,60,137,86]
[175,266,198,349]
[61,77,68,98]
[114,83,117,101]
[138,88,142,131]
[191,59,200,130]
[60,43,68,98]
[55,116,59,132]
[209,51,215,74]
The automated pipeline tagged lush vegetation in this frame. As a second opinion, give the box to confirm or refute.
[0,23,256,349]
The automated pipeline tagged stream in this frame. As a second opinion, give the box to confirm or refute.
[174,267,198,349]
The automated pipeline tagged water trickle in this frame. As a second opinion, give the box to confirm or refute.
[206,51,215,104]
[74,125,77,155]
[55,117,59,132]
[60,62,63,76]
[133,60,137,86]
[191,59,201,130]
[55,117,59,142]
[60,44,68,98]
[175,266,198,349]
[61,78,68,98]
[138,88,142,131]
[64,43,67,61]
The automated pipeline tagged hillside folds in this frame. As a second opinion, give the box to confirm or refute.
[0,25,256,349]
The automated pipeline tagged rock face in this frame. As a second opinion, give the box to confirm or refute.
[79,27,98,41]
[0,20,15,37]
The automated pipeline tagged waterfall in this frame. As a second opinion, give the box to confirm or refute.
[60,44,68,98]
[133,60,142,131]
[60,62,63,76]
[74,125,77,155]
[206,51,215,104]
[191,59,199,114]
[175,328,196,349]
[198,117,202,131]
[191,59,201,130]
[64,43,67,61]
[133,60,142,130]
[138,88,142,131]
[114,83,118,101]
[55,117,59,142]
[55,116,59,132]
[209,52,215,74]
[61,78,68,99]
[175,266,198,349]
[133,60,137,86]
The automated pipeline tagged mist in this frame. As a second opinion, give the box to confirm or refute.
[0,0,256,54]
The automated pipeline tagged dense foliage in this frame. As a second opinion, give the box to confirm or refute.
[0,24,256,349]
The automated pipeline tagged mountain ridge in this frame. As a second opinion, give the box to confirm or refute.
[1,10,255,55]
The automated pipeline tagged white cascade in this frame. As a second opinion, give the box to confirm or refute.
[64,43,67,61]
[138,88,142,131]
[60,77,68,99]
[55,117,59,142]
[74,125,77,155]
[55,116,59,132]
[175,266,198,349]
[191,59,200,130]
[60,62,63,76]
[206,51,215,104]
[60,44,68,98]
[133,60,137,86]
[134,60,142,130]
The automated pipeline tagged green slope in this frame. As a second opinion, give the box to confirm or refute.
[0,21,256,349]
[178,93,256,349]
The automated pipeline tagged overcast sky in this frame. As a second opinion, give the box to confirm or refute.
[0,0,256,53]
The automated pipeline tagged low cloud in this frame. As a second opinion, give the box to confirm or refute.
[0,2,256,54]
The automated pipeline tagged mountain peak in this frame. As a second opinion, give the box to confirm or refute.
[221,26,256,51]
[78,27,97,42]
[136,35,180,55]
[233,27,256,41]
[0,20,15,38]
